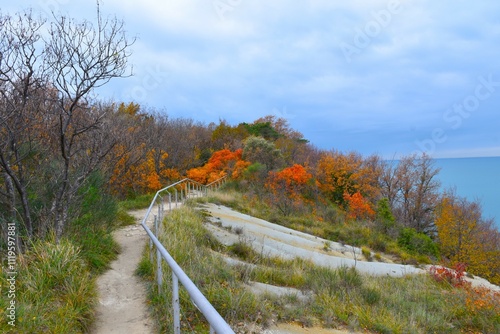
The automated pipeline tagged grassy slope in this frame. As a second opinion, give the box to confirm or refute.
[137,192,500,334]
[0,196,135,333]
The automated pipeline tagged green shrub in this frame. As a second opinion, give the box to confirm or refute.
[375,198,396,233]
[70,225,120,274]
[398,227,440,258]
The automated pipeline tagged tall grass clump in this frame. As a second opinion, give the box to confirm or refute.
[0,239,96,333]
[66,174,122,274]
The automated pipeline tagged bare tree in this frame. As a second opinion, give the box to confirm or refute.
[0,5,134,243]
[44,6,133,240]
[0,11,49,245]
[380,157,400,208]
[380,154,441,234]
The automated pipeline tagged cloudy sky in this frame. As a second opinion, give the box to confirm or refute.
[6,0,500,158]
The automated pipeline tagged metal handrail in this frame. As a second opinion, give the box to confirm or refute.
[140,176,234,334]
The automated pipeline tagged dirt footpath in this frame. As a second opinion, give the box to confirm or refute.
[92,209,155,334]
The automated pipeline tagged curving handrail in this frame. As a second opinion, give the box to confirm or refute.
[140,176,233,334]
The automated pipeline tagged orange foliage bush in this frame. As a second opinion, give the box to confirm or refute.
[265,164,312,215]
[186,149,249,184]
[430,264,500,316]
[343,192,375,221]
[430,263,468,288]
[465,286,500,314]
[316,151,381,207]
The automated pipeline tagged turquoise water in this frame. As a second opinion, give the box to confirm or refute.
[434,157,499,229]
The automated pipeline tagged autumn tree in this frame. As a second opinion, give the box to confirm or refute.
[210,119,248,151]
[161,113,213,175]
[435,190,500,284]
[265,164,312,216]
[106,103,152,197]
[343,192,375,221]
[187,148,249,184]
[315,151,381,208]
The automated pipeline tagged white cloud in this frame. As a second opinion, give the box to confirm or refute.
[2,0,500,157]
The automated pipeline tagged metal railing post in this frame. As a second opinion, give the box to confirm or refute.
[160,196,165,223]
[155,214,163,288]
[173,273,180,334]
[150,216,155,263]
[169,193,172,212]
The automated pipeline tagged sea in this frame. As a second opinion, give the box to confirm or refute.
[434,156,500,230]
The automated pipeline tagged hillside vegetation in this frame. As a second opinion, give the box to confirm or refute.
[137,194,499,333]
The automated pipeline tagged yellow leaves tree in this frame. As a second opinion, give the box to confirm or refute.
[109,147,171,197]
[435,191,500,284]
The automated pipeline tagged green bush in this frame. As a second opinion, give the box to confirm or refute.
[397,228,439,258]
[375,198,396,233]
